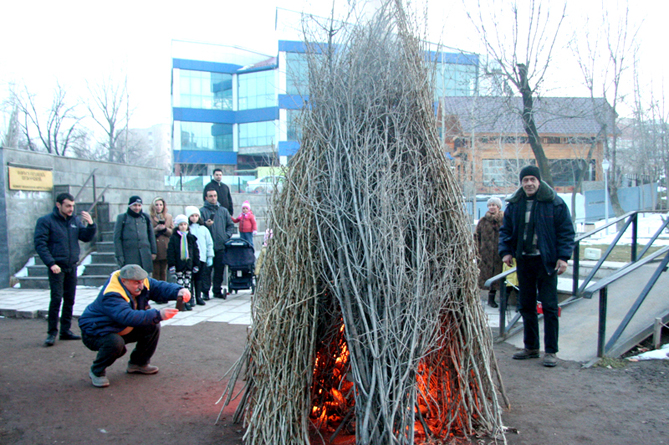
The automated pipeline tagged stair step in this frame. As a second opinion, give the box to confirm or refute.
[90,252,116,264]
[97,242,115,253]
[27,265,49,277]
[18,277,50,289]
[82,264,117,276]
[78,275,108,287]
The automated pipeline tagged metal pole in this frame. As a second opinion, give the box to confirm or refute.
[573,240,580,297]
[631,213,638,262]
[603,159,610,236]
[499,280,507,337]
[597,287,608,357]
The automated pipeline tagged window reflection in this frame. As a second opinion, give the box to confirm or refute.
[179,70,232,110]
[238,70,277,110]
[239,121,276,147]
[179,121,233,151]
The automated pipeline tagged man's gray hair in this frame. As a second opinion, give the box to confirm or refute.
[487,197,503,209]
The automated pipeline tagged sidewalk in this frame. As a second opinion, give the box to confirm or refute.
[0,286,252,326]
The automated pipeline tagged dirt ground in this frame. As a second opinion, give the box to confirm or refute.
[1,317,667,445]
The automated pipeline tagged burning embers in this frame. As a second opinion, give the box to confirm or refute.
[310,323,354,434]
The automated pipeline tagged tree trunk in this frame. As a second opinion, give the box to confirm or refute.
[517,64,554,187]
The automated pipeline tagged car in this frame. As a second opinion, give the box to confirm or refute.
[245,175,285,194]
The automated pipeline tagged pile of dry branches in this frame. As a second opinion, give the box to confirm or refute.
[219,3,506,444]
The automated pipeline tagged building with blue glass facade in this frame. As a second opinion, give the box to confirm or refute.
[171,39,479,175]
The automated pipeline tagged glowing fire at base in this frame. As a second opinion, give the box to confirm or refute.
[310,322,481,443]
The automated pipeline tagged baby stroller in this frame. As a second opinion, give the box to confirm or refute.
[222,237,256,294]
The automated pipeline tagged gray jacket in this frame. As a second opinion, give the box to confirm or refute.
[114,210,157,273]
[200,202,235,251]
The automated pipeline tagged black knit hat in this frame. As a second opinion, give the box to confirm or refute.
[128,196,143,206]
[519,165,541,182]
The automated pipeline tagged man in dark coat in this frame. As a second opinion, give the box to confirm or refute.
[34,192,96,346]
[202,168,233,215]
[200,190,235,299]
[114,196,157,274]
[79,264,191,387]
[499,165,575,367]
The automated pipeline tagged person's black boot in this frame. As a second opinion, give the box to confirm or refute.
[488,292,498,308]
[196,296,206,306]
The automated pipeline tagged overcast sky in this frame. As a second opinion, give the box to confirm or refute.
[1,0,666,129]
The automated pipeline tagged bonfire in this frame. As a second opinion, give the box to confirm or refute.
[219,2,507,444]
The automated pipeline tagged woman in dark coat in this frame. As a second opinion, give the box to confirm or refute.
[476,197,504,308]
[114,196,157,275]
[150,197,173,281]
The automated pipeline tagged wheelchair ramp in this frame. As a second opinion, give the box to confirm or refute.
[504,262,669,362]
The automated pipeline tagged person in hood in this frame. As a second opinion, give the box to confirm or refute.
[499,165,575,368]
[186,206,214,303]
[114,196,157,274]
[200,190,235,299]
[79,264,191,388]
[232,200,257,249]
[167,214,200,311]
[34,193,96,347]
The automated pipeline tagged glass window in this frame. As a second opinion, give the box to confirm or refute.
[239,121,276,148]
[178,121,233,151]
[286,109,303,141]
[177,70,232,110]
[238,70,277,110]
[434,62,477,100]
[285,53,309,96]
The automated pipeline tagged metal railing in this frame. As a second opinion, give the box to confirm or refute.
[485,210,669,356]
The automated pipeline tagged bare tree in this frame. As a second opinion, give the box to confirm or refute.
[11,83,83,156]
[87,76,131,163]
[570,1,639,219]
[467,0,567,187]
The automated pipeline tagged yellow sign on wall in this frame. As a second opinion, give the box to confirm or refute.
[8,167,53,191]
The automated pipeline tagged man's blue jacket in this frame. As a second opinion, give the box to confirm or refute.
[78,271,181,337]
[499,181,575,275]
[34,207,96,268]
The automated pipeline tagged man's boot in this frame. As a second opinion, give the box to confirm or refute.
[196,296,206,306]
[488,292,498,308]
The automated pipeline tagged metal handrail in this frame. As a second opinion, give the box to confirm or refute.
[484,210,669,346]
[73,168,98,203]
[582,245,669,357]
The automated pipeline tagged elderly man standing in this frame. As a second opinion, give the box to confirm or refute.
[34,192,96,347]
[499,166,575,367]
[79,265,191,387]
[114,196,156,275]
[200,189,235,299]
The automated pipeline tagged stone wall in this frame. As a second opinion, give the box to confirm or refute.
[0,147,271,288]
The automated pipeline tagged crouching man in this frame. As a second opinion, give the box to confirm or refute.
[78,264,191,388]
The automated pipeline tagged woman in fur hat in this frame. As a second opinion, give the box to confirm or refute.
[476,197,504,308]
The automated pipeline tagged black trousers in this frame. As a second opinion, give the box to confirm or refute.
[193,260,207,299]
[516,255,559,354]
[212,249,225,297]
[82,324,160,377]
[47,266,77,335]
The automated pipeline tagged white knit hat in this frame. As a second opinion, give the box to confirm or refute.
[185,206,200,219]
[174,214,188,226]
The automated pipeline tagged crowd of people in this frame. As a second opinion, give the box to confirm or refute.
[34,165,575,388]
[34,169,263,387]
